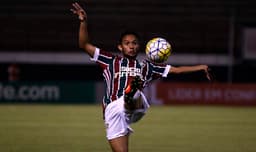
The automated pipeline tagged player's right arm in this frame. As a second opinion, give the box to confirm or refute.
[71,2,96,57]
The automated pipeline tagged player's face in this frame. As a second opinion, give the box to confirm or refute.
[118,34,140,59]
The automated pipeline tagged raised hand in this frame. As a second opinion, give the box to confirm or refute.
[70,2,87,22]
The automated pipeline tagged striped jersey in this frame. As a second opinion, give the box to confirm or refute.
[91,48,170,109]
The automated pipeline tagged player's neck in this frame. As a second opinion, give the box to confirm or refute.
[123,54,137,60]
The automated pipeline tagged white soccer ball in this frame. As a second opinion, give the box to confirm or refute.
[145,37,172,63]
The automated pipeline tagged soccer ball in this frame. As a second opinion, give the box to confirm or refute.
[145,37,172,63]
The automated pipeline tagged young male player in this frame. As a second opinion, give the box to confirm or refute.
[71,2,212,152]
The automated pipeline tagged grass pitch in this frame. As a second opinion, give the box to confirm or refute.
[0,104,256,152]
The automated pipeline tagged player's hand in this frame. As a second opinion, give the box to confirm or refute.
[204,66,215,82]
[70,2,87,22]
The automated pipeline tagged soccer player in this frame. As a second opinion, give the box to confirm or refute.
[71,2,212,152]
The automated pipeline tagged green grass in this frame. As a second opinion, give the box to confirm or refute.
[0,105,256,152]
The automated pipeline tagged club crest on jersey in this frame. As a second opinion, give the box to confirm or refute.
[114,66,141,78]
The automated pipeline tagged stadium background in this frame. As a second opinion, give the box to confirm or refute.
[1,1,256,152]
[0,0,255,104]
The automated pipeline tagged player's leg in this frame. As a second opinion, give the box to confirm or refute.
[124,76,144,111]
[104,97,133,152]
[124,76,150,123]
[108,135,129,152]
[128,92,150,123]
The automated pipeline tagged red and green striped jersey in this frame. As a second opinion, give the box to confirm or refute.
[92,48,170,108]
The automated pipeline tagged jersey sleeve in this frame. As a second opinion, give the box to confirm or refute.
[162,65,171,77]
[90,47,115,69]
[141,60,171,82]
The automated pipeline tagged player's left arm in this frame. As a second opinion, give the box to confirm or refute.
[169,65,213,81]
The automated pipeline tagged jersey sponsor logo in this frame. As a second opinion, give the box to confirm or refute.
[114,66,141,78]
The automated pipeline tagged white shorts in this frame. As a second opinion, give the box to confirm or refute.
[104,92,150,140]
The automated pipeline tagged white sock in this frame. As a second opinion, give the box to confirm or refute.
[133,90,141,100]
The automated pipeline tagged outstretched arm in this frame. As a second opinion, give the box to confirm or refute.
[169,65,213,81]
[70,2,96,57]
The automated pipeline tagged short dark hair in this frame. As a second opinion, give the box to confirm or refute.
[118,31,140,44]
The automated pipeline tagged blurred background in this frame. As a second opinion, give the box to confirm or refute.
[0,0,255,104]
[1,1,256,152]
